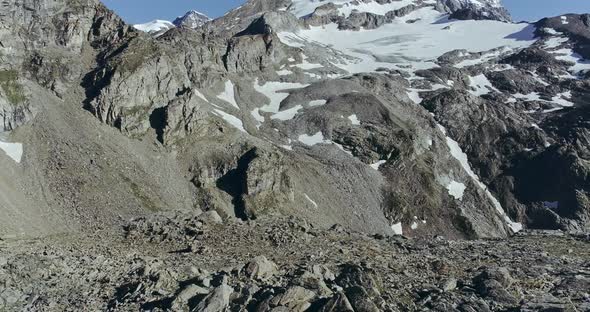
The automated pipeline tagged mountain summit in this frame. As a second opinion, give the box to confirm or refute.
[134,10,211,36]
[173,10,212,28]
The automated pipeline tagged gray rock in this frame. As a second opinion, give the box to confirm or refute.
[171,284,210,309]
[474,267,514,288]
[292,271,333,297]
[442,278,458,292]
[318,292,355,312]
[269,286,315,311]
[199,211,224,225]
[243,256,279,280]
[194,284,233,312]
[344,286,380,312]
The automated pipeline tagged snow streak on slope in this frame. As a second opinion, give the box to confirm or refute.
[279,7,535,74]
[212,109,246,133]
[437,125,522,233]
[217,81,240,109]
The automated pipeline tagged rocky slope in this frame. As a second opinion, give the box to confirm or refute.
[0,0,589,239]
[1,214,589,311]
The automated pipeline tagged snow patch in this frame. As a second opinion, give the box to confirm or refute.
[370,160,387,170]
[447,181,466,200]
[271,105,304,121]
[0,140,23,163]
[298,132,330,146]
[406,89,423,104]
[454,48,511,68]
[250,108,265,129]
[254,79,309,114]
[294,55,324,70]
[437,124,522,233]
[561,16,569,25]
[391,222,403,235]
[276,69,293,76]
[212,109,246,133]
[217,81,239,109]
[551,91,574,107]
[512,91,574,108]
[542,28,561,35]
[468,74,498,96]
[348,114,360,125]
[552,48,590,76]
[544,37,568,49]
[308,100,327,107]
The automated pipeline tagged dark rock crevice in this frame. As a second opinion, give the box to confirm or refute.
[149,106,168,144]
[216,148,259,220]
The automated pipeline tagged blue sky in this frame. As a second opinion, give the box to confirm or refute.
[101,0,590,24]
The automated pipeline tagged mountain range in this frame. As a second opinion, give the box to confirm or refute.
[0,0,589,310]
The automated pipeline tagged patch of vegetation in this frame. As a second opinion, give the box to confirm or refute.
[0,70,26,105]
[119,174,160,212]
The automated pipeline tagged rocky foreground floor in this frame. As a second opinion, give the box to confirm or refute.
[1,211,589,311]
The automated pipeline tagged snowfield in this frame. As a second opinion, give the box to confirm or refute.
[279,7,536,74]
[0,140,23,163]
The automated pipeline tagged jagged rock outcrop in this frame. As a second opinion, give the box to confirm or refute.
[438,0,512,22]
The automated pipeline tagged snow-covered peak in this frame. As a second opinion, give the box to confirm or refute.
[133,20,175,34]
[173,10,212,29]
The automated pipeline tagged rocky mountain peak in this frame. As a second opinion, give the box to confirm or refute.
[440,0,512,22]
[173,10,212,28]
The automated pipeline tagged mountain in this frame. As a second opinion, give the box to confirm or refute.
[173,10,212,28]
[133,10,212,37]
[1,0,590,309]
[2,0,590,239]
[2,0,589,240]
[133,19,175,36]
